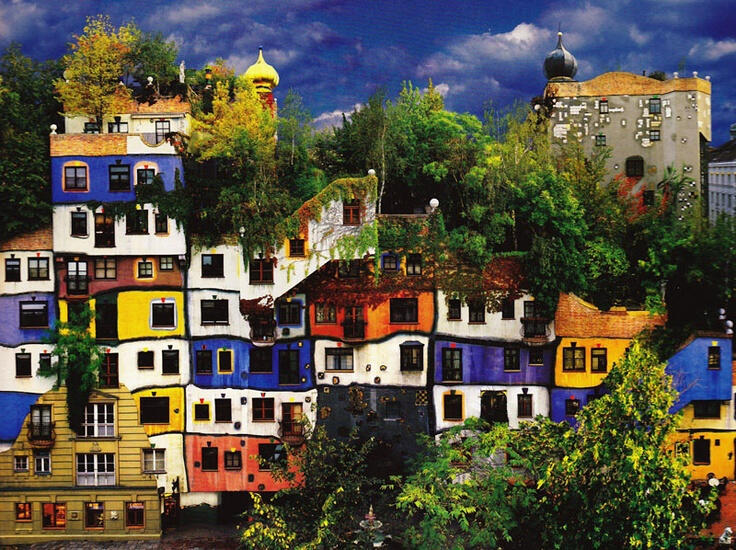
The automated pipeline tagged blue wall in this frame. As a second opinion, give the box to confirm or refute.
[51,155,184,203]
[0,293,56,346]
[549,386,605,424]
[666,336,732,412]
[0,392,40,442]
[190,338,313,391]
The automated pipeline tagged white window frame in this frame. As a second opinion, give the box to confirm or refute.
[34,451,50,474]
[14,455,28,472]
[142,448,166,473]
[150,298,177,330]
[82,403,114,438]
[76,453,115,486]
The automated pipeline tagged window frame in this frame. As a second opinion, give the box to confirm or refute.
[625,156,644,178]
[150,300,176,329]
[94,257,116,280]
[648,97,662,114]
[278,301,301,326]
[250,258,274,284]
[528,348,544,366]
[126,209,149,235]
[5,258,20,282]
[201,299,229,325]
[693,400,721,419]
[159,256,174,271]
[201,254,224,278]
[64,165,87,191]
[15,502,32,522]
[137,260,153,279]
[406,253,422,276]
[215,398,232,423]
[289,238,306,257]
[15,352,31,378]
[196,349,213,375]
[155,213,168,234]
[442,348,463,382]
[139,396,170,424]
[28,257,49,280]
[193,402,210,422]
[315,303,336,324]
[218,349,233,373]
[14,455,29,472]
[595,134,606,146]
[81,402,114,438]
[42,502,66,529]
[599,99,609,113]
[400,344,423,372]
[108,164,131,192]
[20,301,48,328]
[390,297,418,324]
[468,300,485,323]
[517,394,533,418]
[565,398,581,416]
[590,348,608,373]
[76,453,115,486]
[250,347,272,373]
[224,450,242,470]
[693,438,711,465]
[126,502,145,529]
[34,450,50,474]
[708,346,721,370]
[99,353,119,388]
[84,502,104,529]
[253,398,275,421]
[447,298,462,320]
[503,347,521,372]
[155,120,171,144]
[201,447,218,471]
[649,129,660,142]
[142,448,166,473]
[137,167,156,185]
[326,347,354,371]
[562,346,586,371]
[137,350,154,370]
[162,349,179,375]
[108,120,128,133]
[382,253,398,272]
[343,199,360,225]
[443,393,463,421]
[278,349,300,385]
[71,211,88,236]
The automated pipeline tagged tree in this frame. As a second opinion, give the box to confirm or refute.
[125,29,179,93]
[55,15,133,127]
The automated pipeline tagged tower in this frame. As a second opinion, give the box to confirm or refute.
[244,47,279,113]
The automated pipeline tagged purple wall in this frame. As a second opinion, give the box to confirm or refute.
[0,293,57,346]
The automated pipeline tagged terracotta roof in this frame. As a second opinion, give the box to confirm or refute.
[554,293,666,338]
[0,226,53,251]
[546,71,710,98]
[124,97,191,115]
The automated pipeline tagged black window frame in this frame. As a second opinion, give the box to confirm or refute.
[278,301,301,326]
[215,398,232,422]
[565,398,580,416]
[151,302,175,328]
[390,298,418,324]
[591,348,608,373]
[94,257,116,280]
[258,443,284,470]
[252,398,275,421]
[517,394,533,418]
[599,99,609,113]
[19,301,48,328]
[137,351,154,370]
[562,346,585,371]
[278,349,300,385]
[693,439,710,465]
[15,352,31,378]
[71,211,88,236]
[107,120,128,133]
[5,258,20,282]
[529,347,544,366]
[442,348,462,382]
[326,347,353,371]
[382,253,398,272]
[27,257,49,281]
[83,122,99,134]
[64,166,87,190]
[447,298,461,320]
[155,213,168,234]
[625,156,644,178]
[250,258,274,283]
[406,253,422,276]
[315,303,336,324]
[155,120,171,144]
[708,346,721,369]
[595,134,606,146]
[468,300,485,323]
[139,396,170,424]
[224,450,242,470]
[201,254,224,278]
[648,97,661,114]
[201,299,229,325]
[162,350,179,375]
[201,447,218,471]
[289,238,306,257]
[159,256,174,271]
[126,210,149,235]
[250,348,272,373]
[196,350,213,375]
[503,347,520,372]
[443,393,463,421]
[137,168,156,185]
[693,400,721,419]
[108,164,130,192]
[649,129,660,142]
[137,260,153,279]
[400,344,423,372]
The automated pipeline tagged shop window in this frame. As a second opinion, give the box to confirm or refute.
[15,502,32,522]
[326,347,353,371]
[250,348,272,373]
[126,502,144,528]
[591,348,608,373]
[447,298,461,320]
[201,254,224,278]
[390,298,418,323]
[201,447,218,471]
[443,393,463,420]
[279,350,300,385]
[139,396,169,424]
[504,348,520,372]
[162,350,179,374]
[442,348,462,381]
[85,502,104,528]
[42,503,65,529]
[253,398,275,421]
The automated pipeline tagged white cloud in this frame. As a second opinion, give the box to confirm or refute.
[313,103,361,129]
[628,25,651,46]
[161,3,223,25]
[0,1,45,42]
[689,39,736,62]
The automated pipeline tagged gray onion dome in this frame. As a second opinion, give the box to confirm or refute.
[544,32,578,81]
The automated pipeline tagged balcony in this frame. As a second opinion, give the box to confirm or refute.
[343,321,366,340]
[28,422,55,448]
[521,318,551,345]
[278,421,305,447]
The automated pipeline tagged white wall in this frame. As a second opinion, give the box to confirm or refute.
[0,344,56,395]
[148,432,188,493]
[0,251,55,295]
[111,338,191,390]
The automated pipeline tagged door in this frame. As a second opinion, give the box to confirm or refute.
[480,391,508,425]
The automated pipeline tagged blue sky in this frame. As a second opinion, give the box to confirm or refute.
[3,0,735,142]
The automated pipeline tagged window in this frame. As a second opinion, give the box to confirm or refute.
[196,350,213,374]
[400,344,423,371]
[5,258,20,281]
[447,298,461,320]
[625,156,644,178]
[64,166,87,190]
[708,346,721,369]
[159,256,174,271]
[518,394,533,418]
[28,257,49,280]
[83,122,99,133]
[595,134,606,146]
[693,438,710,465]
[315,303,336,324]
[591,348,608,373]
[406,253,422,275]
[99,353,118,388]
[71,211,88,236]
[649,97,661,114]
[155,213,168,234]
[137,168,156,185]
[15,353,31,377]
[201,254,224,278]
[108,120,128,133]
[504,348,520,372]
[529,348,544,366]
[14,455,28,472]
[82,403,114,437]
[77,453,115,486]
[138,351,154,369]
[281,403,303,436]
[250,348,272,373]
[34,450,50,474]
[155,120,170,144]
[385,400,401,419]
[442,348,462,381]
[443,393,463,421]
[201,447,218,471]
[599,99,609,113]
[108,164,130,191]
[326,347,353,371]
[215,398,232,422]
[201,300,228,325]
[94,213,115,247]
[85,502,104,528]
[30,405,52,440]
[218,349,233,373]
[468,300,485,323]
[250,258,274,283]
[253,398,275,421]
[194,403,210,421]
[162,350,179,374]
[338,259,360,278]
[15,502,32,522]
[139,396,169,424]
[126,502,144,528]
[138,260,153,278]
[42,503,66,529]
[390,298,418,323]
[289,238,306,257]
[143,448,166,473]
[565,398,580,416]
[343,199,360,225]
[278,301,301,325]
[39,353,51,373]
[382,253,398,272]
[151,301,175,328]
[126,210,148,234]
[224,450,242,470]
[693,400,721,419]
[67,260,88,294]
[562,346,585,371]
[20,301,48,328]
[501,297,515,319]
[94,258,116,279]
[649,129,660,142]
[258,443,284,470]
[279,350,300,385]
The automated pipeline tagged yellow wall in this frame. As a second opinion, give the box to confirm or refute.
[116,291,185,340]
[670,431,736,480]
[555,337,631,388]
[132,386,185,436]
[678,402,731,431]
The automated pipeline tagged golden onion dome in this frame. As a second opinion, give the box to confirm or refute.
[244,47,279,92]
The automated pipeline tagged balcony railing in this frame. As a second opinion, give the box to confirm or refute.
[278,421,305,446]
[342,321,366,340]
[28,422,55,448]
[521,318,551,344]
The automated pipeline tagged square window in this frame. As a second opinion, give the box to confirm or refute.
[693,439,710,465]
[137,351,154,369]
[599,99,609,113]
[126,502,144,528]
[126,210,149,234]
[142,448,165,473]
[591,348,608,372]
[15,502,32,522]
[138,260,153,278]
[400,344,423,371]
[250,348,272,373]
[278,301,301,325]
[94,258,116,279]
[442,348,462,381]
[15,353,31,377]
[83,122,99,134]
[34,450,50,474]
[5,258,20,282]
[315,303,336,324]
[14,455,28,472]
[215,398,232,422]
[343,199,360,225]
[390,298,418,323]
[81,403,114,438]
[595,134,606,146]
[201,447,218,471]
[385,400,401,419]
[562,346,585,371]
[218,349,233,373]
[159,256,174,271]
[162,350,179,374]
[250,259,274,283]
[109,164,130,191]
[326,347,353,371]
[649,97,661,114]
[201,299,229,324]
[108,121,128,133]
[501,297,515,319]
[518,394,533,418]
[28,257,49,280]
[649,129,660,142]
[565,398,580,416]
[447,298,461,320]
[64,166,87,190]
[196,350,213,374]
[625,157,644,178]
[253,398,275,421]
[529,348,544,366]
[406,253,422,276]
[258,443,284,470]
[42,503,65,529]
[504,348,520,372]
[693,400,721,418]
[468,300,485,323]
[194,403,210,421]
[289,238,306,257]
[382,254,398,272]
[224,450,242,470]
[85,502,104,528]
[201,254,224,278]
[71,211,88,236]
[708,346,721,369]
[151,301,175,328]
[155,213,168,234]
[443,393,463,420]
[279,349,300,385]
[137,168,156,185]
[139,396,169,424]
[20,301,48,328]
